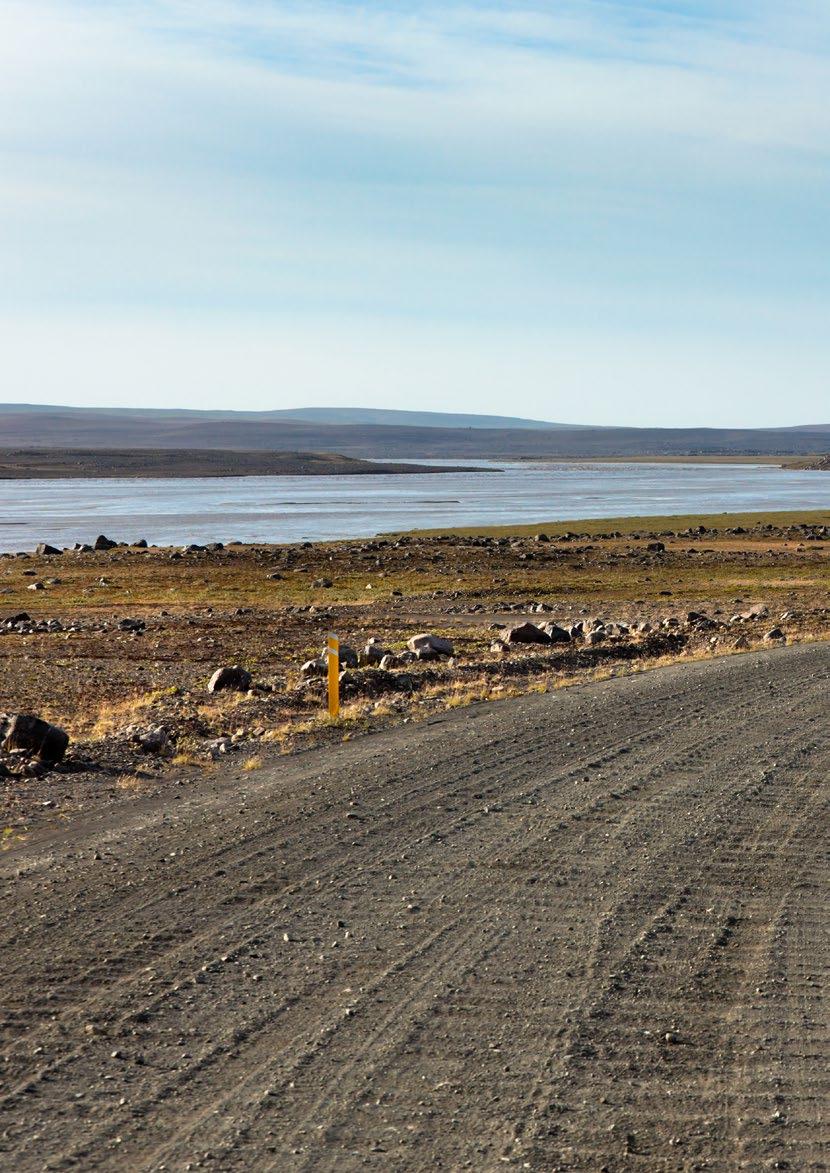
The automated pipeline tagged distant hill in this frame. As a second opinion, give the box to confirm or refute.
[262,407,587,429]
[0,404,828,459]
[0,404,582,430]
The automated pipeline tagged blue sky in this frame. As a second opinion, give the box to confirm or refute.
[1,1,828,425]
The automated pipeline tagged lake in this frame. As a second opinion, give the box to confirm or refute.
[0,461,828,552]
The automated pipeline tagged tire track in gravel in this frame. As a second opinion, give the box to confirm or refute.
[1,643,827,1171]
[16,710,729,1165]
[78,659,820,1168]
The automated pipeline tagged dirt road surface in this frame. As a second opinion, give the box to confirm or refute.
[2,645,828,1170]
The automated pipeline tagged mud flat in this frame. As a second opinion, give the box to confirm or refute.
[0,448,484,479]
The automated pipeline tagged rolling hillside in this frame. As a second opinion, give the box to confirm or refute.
[0,404,828,459]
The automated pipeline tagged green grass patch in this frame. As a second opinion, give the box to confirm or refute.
[391,508,830,540]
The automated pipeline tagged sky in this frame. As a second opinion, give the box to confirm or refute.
[1,1,829,426]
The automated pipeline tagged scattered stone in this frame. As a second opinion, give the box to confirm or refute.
[505,622,550,645]
[118,617,146,633]
[407,633,454,657]
[208,665,253,693]
[542,622,572,644]
[94,534,117,551]
[331,644,359,669]
[126,725,172,756]
[208,737,236,758]
[35,543,61,556]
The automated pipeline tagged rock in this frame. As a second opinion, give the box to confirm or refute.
[742,604,769,621]
[505,622,550,645]
[118,617,146,633]
[407,633,454,657]
[27,582,45,591]
[208,737,236,758]
[208,665,253,693]
[542,622,571,644]
[361,640,390,664]
[647,541,666,553]
[312,577,333,588]
[136,726,172,756]
[733,635,751,650]
[586,629,606,645]
[379,653,399,670]
[35,543,61,556]
[326,643,358,669]
[1,714,69,765]
[94,534,117,551]
[301,658,327,677]
[764,627,786,642]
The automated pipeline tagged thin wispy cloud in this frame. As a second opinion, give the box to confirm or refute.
[0,1,828,423]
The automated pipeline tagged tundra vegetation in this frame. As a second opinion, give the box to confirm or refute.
[1,509,828,831]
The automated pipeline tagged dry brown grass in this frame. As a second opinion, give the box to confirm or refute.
[115,772,153,792]
[81,689,175,740]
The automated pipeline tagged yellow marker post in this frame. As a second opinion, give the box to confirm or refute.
[326,632,340,720]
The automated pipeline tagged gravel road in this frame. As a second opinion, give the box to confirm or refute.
[2,644,828,1170]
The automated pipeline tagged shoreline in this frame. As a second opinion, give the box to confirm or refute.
[511,453,828,467]
[0,448,495,480]
[0,449,827,480]
[391,506,830,539]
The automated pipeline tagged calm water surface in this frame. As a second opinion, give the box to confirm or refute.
[0,462,828,552]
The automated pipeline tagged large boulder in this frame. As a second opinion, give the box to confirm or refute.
[1,714,69,765]
[407,633,454,657]
[208,665,252,693]
[35,543,61,557]
[94,534,117,551]
[505,622,550,645]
